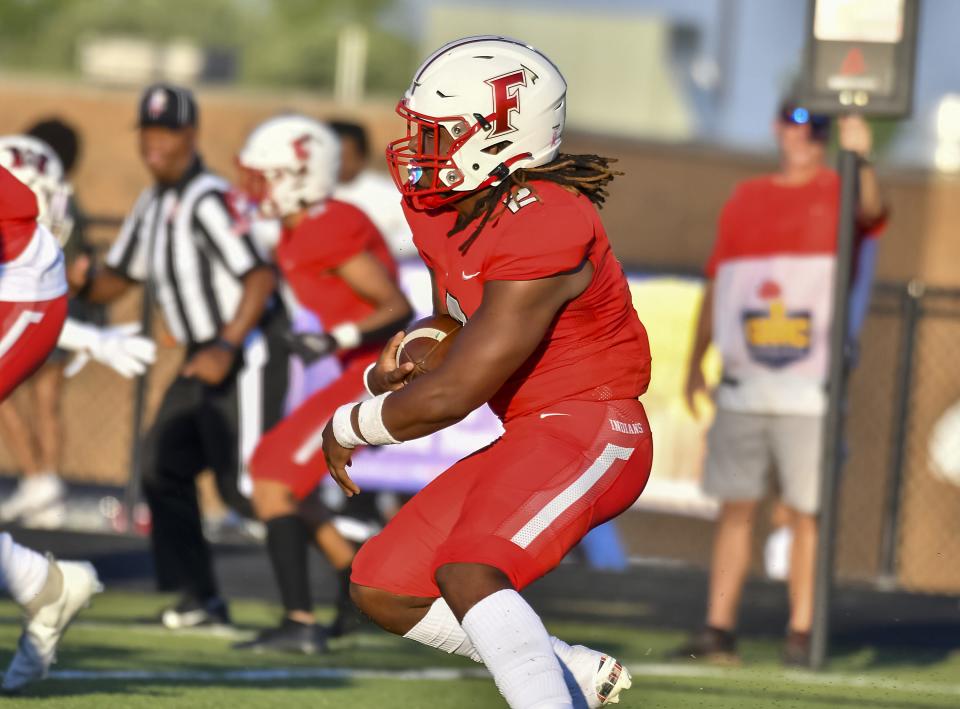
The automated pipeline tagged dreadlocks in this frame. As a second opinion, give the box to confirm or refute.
[449,153,622,255]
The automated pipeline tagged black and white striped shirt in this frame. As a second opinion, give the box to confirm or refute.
[106,157,266,347]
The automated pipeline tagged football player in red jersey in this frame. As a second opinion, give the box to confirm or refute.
[0,135,155,528]
[0,165,104,693]
[321,37,653,708]
[234,115,412,653]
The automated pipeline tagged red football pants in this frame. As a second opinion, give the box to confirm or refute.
[249,354,374,500]
[351,398,653,598]
[0,296,67,403]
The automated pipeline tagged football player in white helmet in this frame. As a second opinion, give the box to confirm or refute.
[0,134,157,381]
[0,136,156,530]
[234,115,411,652]
[323,37,640,708]
[0,165,103,695]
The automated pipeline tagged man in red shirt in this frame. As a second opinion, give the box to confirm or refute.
[321,36,652,708]
[235,115,412,652]
[678,102,887,665]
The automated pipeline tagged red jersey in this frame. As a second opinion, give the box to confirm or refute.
[0,166,40,264]
[704,168,884,416]
[705,168,883,280]
[276,199,398,363]
[404,181,651,422]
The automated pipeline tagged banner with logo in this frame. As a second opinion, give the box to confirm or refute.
[339,262,721,518]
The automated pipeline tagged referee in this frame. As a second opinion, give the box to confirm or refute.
[70,84,289,628]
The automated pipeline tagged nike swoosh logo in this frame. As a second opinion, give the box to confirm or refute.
[462,271,481,280]
[539,413,571,419]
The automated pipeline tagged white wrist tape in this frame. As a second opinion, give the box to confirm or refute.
[362,361,377,397]
[357,392,401,446]
[332,403,366,449]
[330,322,361,350]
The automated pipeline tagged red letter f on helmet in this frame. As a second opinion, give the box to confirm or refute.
[485,69,527,138]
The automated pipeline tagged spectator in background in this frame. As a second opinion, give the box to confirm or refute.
[676,102,887,666]
[0,118,103,528]
[330,120,415,260]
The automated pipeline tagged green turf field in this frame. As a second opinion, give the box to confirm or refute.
[0,592,957,708]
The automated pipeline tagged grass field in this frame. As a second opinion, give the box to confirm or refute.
[0,592,958,708]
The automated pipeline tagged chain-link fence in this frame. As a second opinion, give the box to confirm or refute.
[830,282,960,594]
[883,285,960,593]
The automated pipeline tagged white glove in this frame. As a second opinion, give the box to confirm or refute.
[59,320,157,379]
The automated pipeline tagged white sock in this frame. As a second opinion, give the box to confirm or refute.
[403,597,484,662]
[0,532,50,606]
[461,589,572,709]
[403,597,601,705]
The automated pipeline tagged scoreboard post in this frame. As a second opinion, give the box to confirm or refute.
[802,0,920,671]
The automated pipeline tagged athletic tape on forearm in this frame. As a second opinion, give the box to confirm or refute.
[332,403,366,449]
[357,392,401,446]
[330,322,362,350]
[363,362,377,397]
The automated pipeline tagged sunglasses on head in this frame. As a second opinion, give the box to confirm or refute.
[780,104,831,141]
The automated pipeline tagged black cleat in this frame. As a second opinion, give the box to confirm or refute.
[160,596,231,629]
[233,618,328,655]
[669,626,741,665]
[327,602,367,639]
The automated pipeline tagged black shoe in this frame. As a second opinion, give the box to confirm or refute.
[327,602,367,639]
[160,596,231,630]
[782,630,811,667]
[669,626,740,665]
[233,618,328,655]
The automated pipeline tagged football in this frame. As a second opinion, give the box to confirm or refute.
[396,314,462,379]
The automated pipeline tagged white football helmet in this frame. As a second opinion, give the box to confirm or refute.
[0,135,74,246]
[386,35,567,209]
[237,115,340,219]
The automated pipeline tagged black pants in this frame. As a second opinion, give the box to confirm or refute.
[141,321,288,601]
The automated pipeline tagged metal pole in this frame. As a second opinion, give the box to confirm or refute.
[877,280,924,585]
[123,287,154,533]
[809,148,860,670]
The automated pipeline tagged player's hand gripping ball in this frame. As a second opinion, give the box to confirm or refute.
[396,314,462,380]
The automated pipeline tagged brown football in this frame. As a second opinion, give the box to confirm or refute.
[396,314,462,379]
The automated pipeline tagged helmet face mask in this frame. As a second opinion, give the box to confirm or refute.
[386,35,567,210]
[386,106,485,209]
[235,160,308,220]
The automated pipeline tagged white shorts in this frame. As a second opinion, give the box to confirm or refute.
[702,408,824,514]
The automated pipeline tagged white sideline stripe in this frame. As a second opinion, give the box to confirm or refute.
[511,443,634,549]
[42,663,960,696]
[629,664,960,697]
[48,667,491,682]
